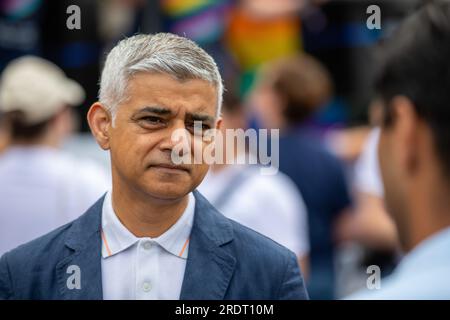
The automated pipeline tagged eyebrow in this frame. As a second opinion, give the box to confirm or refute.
[134,106,215,123]
[135,106,172,116]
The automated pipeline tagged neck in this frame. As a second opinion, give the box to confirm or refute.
[405,179,450,252]
[111,177,189,238]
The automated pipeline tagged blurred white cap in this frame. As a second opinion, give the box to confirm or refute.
[0,56,85,124]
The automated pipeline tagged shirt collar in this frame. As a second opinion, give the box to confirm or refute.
[101,190,195,260]
[395,226,450,276]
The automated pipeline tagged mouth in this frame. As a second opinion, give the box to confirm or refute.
[149,163,191,173]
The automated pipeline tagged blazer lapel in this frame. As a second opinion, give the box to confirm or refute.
[180,191,236,299]
[56,196,104,300]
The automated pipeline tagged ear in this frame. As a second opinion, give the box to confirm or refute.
[391,96,419,176]
[87,102,112,150]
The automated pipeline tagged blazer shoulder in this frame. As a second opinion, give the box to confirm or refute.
[194,190,295,260]
[225,219,308,299]
[227,218,297,266]
[194,190,296,265]
[0,220,74,300]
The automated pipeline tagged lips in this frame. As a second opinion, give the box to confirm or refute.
[149,163,191,173]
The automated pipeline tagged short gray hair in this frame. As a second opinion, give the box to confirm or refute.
[99,33,223,118]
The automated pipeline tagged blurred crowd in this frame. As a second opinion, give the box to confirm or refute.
[0,0,442,300]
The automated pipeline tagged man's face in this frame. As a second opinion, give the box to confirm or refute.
[107,73,219,201]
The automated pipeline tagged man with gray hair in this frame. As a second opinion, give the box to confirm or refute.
[0,33,308,300]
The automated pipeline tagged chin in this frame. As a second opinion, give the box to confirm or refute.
[142,180,193,201]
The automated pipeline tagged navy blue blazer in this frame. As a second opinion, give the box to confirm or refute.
[0,190,308,300]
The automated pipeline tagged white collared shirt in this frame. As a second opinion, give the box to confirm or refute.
[101,190,195,300]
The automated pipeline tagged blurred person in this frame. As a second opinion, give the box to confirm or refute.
[335,101,401,290]
[348,1,450,299]
[250,53,352,299]
[325,126,372,164]
[198,89,310,276]
[0,56,110,256]
[0,33,308,300]
[348,126,399,251]
[350,99,399,250]
[334,125,400,297]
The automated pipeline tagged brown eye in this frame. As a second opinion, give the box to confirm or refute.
[138,116,167,129]
[142,116,163,124]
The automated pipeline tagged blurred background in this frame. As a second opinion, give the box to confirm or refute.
[0,0,424,299]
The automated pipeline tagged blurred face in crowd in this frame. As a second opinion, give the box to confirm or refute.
[249,83,285,130]
[89,72,220,201]
[250,55,332,131]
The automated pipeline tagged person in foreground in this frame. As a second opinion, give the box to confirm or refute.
[0,33,308,300]
[348,1,450,299]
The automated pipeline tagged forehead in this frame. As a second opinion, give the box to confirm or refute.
[123,72,218,116]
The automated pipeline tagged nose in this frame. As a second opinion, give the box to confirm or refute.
[159,120,191,160]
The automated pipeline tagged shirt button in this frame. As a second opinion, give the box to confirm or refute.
[143,241,152,250]
[142,281,151,292]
